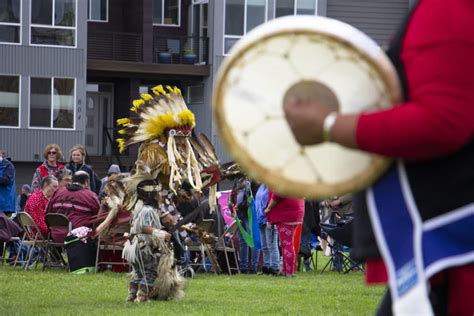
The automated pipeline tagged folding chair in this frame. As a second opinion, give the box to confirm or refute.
[95,224,130,272]
[14,212,48,270]
[319,218,364,274]
[298,233,322,272]
[213,221,240,275]
[183,219,221,274]
[1,236,21,265]
[44,214,71,270]
[186,239,209,272]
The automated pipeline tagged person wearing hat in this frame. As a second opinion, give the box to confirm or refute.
[99,164,121,197]
[16,184,33,212]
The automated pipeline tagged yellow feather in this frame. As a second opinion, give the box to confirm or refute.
[152,84,166,95]
[117,118,130,126]
[116,138,126,153]
[178,109,196,127]
[141,93,153,101]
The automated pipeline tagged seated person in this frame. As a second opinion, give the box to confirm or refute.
[46,171,100,242]
[24,176,59,237]
[56,169,72,188]
[0,211,23,263]
[16,184,32,212]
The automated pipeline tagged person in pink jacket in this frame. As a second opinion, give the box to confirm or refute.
[265,191,304,277]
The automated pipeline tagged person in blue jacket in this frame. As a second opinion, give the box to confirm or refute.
[0,149,16,214]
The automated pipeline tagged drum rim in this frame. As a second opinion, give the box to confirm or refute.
[213,27,401,199]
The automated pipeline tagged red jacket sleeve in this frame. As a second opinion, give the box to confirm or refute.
[356,0,474,160]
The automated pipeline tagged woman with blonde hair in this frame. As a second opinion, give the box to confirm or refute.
[65,144,97,193]
[31,144,64,191]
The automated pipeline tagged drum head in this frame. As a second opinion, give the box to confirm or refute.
[213,16,402,198]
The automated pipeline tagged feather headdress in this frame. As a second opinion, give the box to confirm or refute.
[116,85,202,193]
[116,85,195,150]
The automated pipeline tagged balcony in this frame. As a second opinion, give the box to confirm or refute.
[153,35,209,65]
[87,32,210,77]
[87,32,209,65]
[88,31,143,62]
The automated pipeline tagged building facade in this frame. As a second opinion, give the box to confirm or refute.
[0,0,415,187]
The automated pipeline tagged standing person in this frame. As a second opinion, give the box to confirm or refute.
[264,191,304,277]
[0,149,16,215]
[16,184,33,212]
[121,179,183,303]
[66,144,98,194]
[283,0,474,313]
[299,200,320,272]
[24,176,59,237]
[46,171,100,243]
[98,164,121,197]
[229,177,260,273]
[31,144,64,191]
[255,183,280,275]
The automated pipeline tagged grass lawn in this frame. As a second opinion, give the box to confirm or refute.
[0,255,385,315]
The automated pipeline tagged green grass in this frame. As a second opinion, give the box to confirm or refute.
[0,256,385,315]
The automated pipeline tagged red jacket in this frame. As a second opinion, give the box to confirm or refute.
[266,191,304,224]
[24,190,49,237]
[46,184,99,242]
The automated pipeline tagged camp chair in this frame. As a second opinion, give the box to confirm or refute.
[319,216,364,274]
[14,212,48,270]
[44,214,71,270]
[213,221,240,275]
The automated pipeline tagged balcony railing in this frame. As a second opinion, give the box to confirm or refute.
[153,35,209,65]
[88,32,209,65]
[88,31,143,62]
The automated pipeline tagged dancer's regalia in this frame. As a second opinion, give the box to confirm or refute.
[95,85,240,302]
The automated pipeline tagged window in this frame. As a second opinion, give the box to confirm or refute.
[153,0,180,26]
[88,0,107,22]
[30,77,75,129]
[187,85,204,104]
[0,0,21,44]
[275,0,317,18]
[224,0,266,54]
[0,75,20,127]
[31,0,76,47]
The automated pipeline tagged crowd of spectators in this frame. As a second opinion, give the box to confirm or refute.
[0,144,109,265]
[1,145,351,277]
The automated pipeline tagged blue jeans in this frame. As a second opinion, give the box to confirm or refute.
[259,223,280,271]
[238,218,260,272]
[333,242,343,271]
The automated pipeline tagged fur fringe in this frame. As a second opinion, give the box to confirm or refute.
[122,239,138,263]
[150,239,186,300]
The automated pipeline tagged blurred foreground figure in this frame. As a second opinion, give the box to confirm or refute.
[284,0,474,315]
